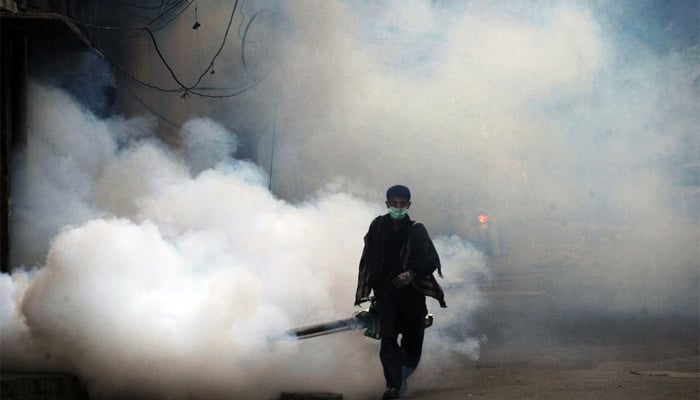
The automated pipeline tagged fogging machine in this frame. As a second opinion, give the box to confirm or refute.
[281,297,434,341]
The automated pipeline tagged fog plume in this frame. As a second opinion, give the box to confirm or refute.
[3,0,698,398]
[3,83,486,399]
[254,0,698,315]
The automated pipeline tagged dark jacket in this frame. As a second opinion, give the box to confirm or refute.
[355,214,447,308]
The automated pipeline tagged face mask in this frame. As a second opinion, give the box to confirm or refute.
[388,207,408,220]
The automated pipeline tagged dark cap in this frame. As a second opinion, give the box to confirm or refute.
[386,184,411,200]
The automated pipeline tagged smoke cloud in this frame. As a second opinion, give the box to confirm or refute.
[251,0,698,315]
[3,0,698,398]
[3,82,486,399]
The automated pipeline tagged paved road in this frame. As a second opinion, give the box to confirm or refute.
[400,261,699,400]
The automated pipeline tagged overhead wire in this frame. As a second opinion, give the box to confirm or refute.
[126,85,192,135]
[75,0,267,98]
[240,9,269,72]
[185,0,239,90]
[105,0,181,11]
[79,0,192,46]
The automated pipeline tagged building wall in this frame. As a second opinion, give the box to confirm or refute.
[1,2,94,272]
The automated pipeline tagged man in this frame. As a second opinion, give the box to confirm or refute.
[355,184,446,399]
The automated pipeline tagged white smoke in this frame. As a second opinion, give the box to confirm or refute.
[2,83,486,399]
[181,117,239,175]
[4,0,698,397]
[253,0,698,316]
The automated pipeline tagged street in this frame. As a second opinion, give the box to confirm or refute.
[400,260,699,400]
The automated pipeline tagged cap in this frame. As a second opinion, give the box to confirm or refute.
[386,184,411,200]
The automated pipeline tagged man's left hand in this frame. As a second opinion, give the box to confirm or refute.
[392,271,415,288]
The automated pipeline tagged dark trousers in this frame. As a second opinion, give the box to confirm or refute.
[377,286,427,389]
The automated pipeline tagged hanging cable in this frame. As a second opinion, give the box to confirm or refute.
[75,0,266,98]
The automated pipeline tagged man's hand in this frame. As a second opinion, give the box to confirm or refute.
[392,271,415,288]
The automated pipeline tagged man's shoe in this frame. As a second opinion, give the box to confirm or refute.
[382,387,400,399]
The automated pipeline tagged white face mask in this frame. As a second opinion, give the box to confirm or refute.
[388,207,408,220]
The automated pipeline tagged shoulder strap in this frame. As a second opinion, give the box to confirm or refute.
[400,221,417,271]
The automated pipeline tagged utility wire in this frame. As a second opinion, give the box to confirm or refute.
[102,0,195,44]
[105,0,182,11]
[83,0,191,33]
[186,0,239,90]
[126,85,193,136]
[76,0,266,98]
[240,9,269,72]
